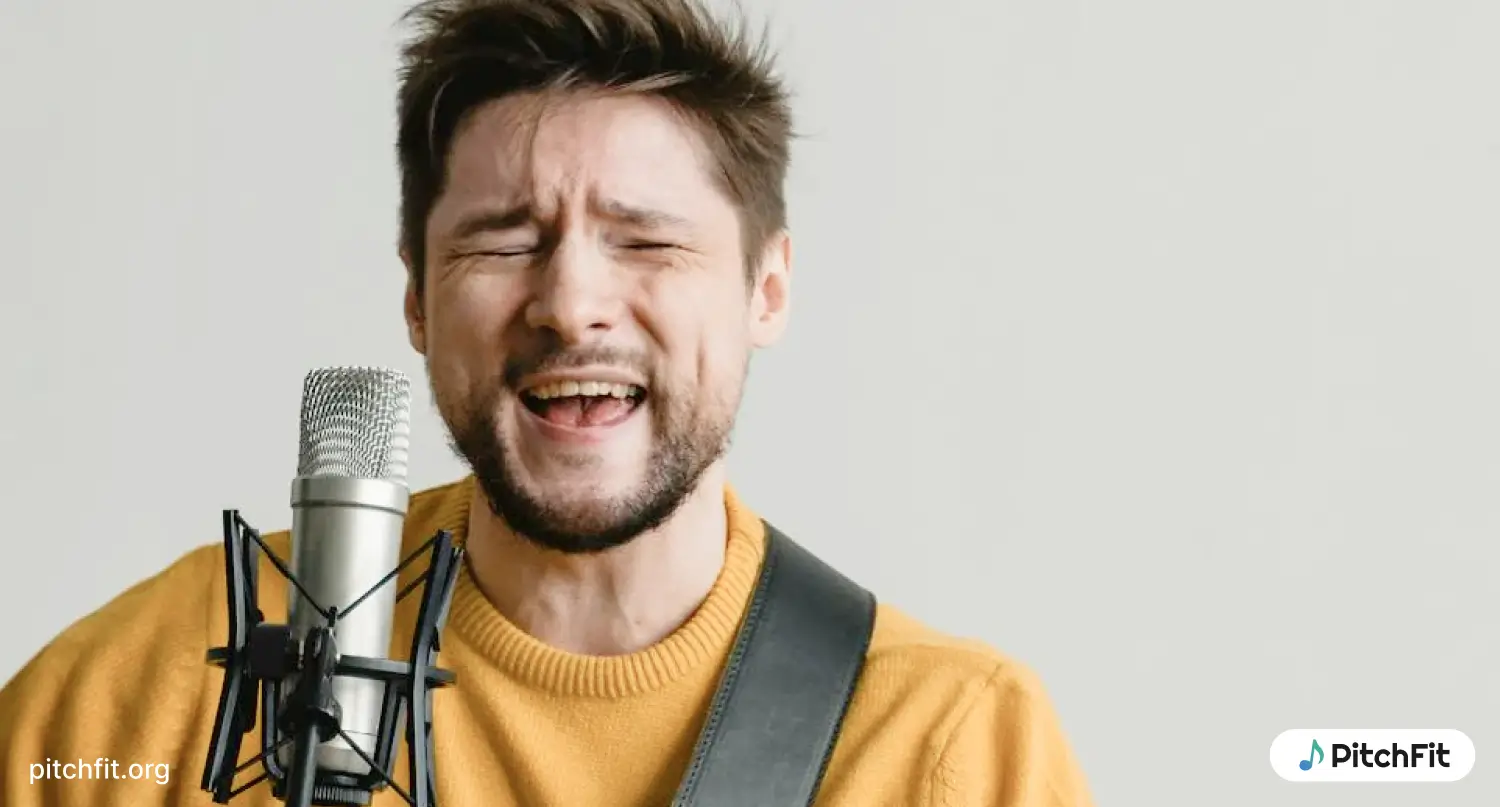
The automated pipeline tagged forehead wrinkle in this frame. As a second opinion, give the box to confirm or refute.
[441,93,552,210]
[439,90,733,238]
[470,95,604,225]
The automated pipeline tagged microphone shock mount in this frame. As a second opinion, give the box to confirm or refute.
[200,510,462,807]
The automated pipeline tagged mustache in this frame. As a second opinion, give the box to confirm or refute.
[501,345,652,389]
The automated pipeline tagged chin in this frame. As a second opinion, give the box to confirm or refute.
[488,478,678,555]
[524,486,641,530]
[446,371,729,554]
[519,464,647,507]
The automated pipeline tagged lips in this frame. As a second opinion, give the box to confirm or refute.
[520,379,646,429]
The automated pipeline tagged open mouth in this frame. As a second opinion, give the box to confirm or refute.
[520,380,647,429]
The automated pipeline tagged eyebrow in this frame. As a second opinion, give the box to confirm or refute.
[448,205,533,241]
[445,198,694,242]
[594,199,693,231]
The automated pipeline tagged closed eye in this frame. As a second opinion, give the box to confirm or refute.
[624,242,674,251]
[473,247,536,257]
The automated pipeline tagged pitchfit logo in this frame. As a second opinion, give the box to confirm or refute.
[1270,730,1474,782]
[1298,739,1324,771]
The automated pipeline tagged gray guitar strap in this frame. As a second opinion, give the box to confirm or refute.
[670,521,878,806]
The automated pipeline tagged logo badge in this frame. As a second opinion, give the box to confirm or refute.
[1271,730,1474,782]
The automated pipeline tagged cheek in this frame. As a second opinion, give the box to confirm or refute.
[646,285,750,395]
[428,276,521,354]
[424,277,527,395]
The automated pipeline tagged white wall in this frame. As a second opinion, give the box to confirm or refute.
[2,1,1497,804]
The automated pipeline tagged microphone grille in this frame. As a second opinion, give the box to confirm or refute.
[296,366,412,483]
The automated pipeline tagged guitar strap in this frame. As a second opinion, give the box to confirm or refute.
[670,521,878,806]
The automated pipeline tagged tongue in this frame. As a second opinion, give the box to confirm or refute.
[539,395,634,428]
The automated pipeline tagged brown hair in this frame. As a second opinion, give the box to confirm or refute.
[395,0,792,296]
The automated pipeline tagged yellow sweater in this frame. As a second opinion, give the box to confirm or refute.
[0,477,1093,806]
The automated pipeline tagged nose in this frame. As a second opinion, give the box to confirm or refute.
[524,237,622,343]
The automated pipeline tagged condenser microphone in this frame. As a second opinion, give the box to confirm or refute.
[201,366,463,807]
[281,367,413,792]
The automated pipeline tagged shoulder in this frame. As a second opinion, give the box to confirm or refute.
[866,603,1037,689]
[0,541,227,777]
[5,541,225,684]
[852,605,1095,805]
[862,603,1052,731]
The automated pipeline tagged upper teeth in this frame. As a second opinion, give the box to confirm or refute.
[527,381,640,400]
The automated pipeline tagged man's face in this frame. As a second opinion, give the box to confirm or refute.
[406,91,789,553]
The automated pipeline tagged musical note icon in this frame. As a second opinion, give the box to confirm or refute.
[1299,739,1324,771]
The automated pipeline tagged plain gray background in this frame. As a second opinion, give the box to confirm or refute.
[2,0,1497,804]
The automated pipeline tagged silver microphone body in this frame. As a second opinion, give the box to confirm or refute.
[279,367,413,778]
[286,476,407,774]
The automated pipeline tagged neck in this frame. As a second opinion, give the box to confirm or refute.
[462,465,730,656]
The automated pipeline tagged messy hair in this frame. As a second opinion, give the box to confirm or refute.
[395,0,792,294]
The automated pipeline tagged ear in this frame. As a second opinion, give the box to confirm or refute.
[748,230,791,348]
[401,248,427,355]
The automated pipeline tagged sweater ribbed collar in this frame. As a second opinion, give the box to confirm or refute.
[430,476,766,698]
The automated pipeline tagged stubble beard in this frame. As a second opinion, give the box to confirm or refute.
[429,355,738,554]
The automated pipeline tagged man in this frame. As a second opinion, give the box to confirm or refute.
[0,1,1094,805]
